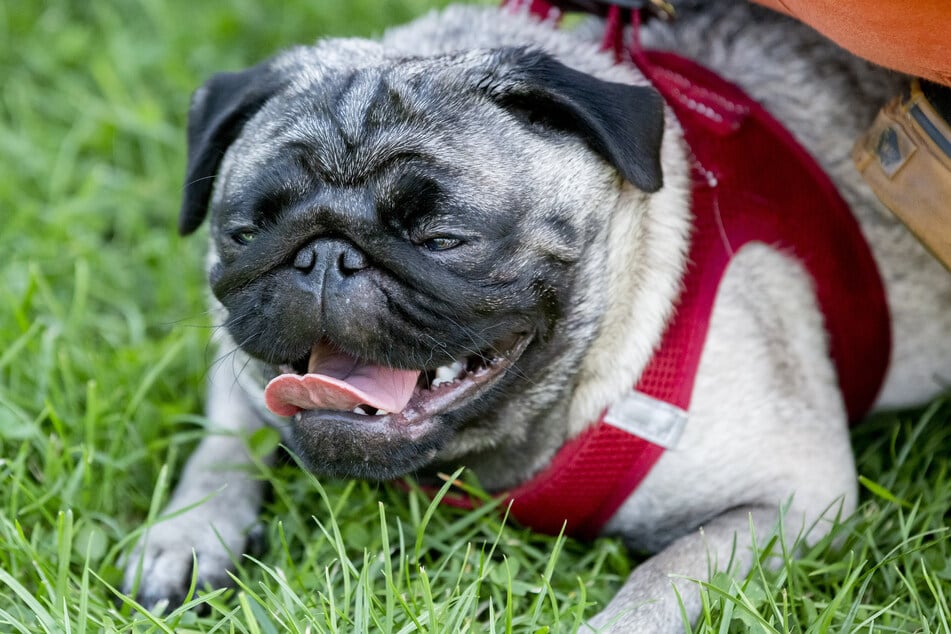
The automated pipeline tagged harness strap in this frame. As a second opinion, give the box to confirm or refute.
[450,2,891,539]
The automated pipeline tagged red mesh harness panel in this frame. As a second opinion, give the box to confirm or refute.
[443,2,890,539]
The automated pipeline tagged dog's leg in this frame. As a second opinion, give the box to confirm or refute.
[584,245,860,632]
[585,505,786,632]
[123,368,270,610]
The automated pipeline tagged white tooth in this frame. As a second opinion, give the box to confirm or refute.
[352,406,368,415]
[375,410,389,416]
[433,361,465,386]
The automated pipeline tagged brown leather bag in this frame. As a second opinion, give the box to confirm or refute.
[853,80,951,270]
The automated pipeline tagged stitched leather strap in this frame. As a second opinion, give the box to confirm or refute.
[854,80,951,269]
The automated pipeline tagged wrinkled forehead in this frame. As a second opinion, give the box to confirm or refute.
[228,42,498,186]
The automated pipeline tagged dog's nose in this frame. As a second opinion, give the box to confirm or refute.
[293,238,368,277]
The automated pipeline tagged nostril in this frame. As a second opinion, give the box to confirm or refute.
[293,239,367,277]
[294,246,316,272]
[339,247,368,274]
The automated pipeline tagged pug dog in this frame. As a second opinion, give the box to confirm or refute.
[124,2,951,631]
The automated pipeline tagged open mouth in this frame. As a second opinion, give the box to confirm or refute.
[264,333,531,426]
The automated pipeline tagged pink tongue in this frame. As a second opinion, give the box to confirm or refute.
[264,344,420,417]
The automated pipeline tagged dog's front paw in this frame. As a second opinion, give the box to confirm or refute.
[584,605,677,634]
[123,504,259,611]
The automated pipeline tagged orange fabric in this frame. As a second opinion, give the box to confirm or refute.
[753,0,951,86]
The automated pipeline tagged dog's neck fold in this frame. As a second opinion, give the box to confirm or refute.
[566,118,693,436]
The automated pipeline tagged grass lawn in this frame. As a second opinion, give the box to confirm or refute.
[1,1,949,631]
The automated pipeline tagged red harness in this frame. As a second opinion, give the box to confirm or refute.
[447,2,891,539]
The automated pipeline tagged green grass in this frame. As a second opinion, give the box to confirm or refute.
[1,1,949,632]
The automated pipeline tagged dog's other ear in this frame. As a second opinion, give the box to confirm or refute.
[179,62,285,235]
[484,48,664,192]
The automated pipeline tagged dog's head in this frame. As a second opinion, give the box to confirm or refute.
[180,40,664,480]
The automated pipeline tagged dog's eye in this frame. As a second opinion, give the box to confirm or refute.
[231,229,258,245]
[422,236,462,252]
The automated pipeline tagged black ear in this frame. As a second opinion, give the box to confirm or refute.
[178,61,286,235]
[486,48,664,192]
